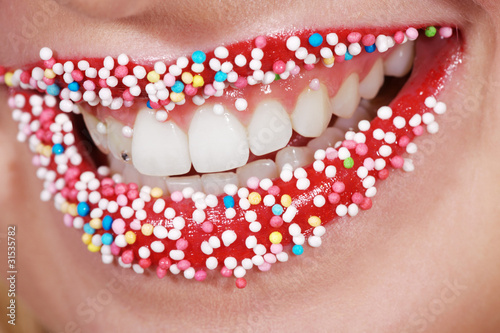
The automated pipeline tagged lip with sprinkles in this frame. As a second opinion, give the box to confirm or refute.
[0,25,462,288]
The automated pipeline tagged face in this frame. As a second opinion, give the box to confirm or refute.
[1,0,500,331]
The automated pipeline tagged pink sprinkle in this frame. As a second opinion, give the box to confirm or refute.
[268,185,280,195]
[195,270,207,281]
[361,34,375,46]
[309,78,320,91]
[42,77,55,85]
[351,192,364,205]
[29,77,37,88]
[129,183,138,190]
[291,65,301,75]
[20,71,30,84]
[270,244,283,254]
[7,97,15,108]
[149,101,161,109]
[326,147,338,160]
[413,125,424,136]
[127,189,139,200]
[184,84,198,96]
[360,197,372,210]
[101,186,114,197]
[114,65,128,78]
[394,31,405,44]
[342,140,356,149]
[163,73,176,87]
[406,27,419,40]
[390,155,404,168]
[177,260,191,270]
[378,169,389,180]
[347,32,362,43]
[234,77,247,89]
[129,220,141,230]
[328,193,340,204]
[71,70,84,82]
[171,191,183,203]
[363,158,375,170]
[304,64,315,71]
[235,278,247,288]
[264,253,277,264]
[221,267,232,277]
[258,262,272,271]
[204,84,216,96]
[110,242,121,256]
[439,27,453,38]
[44,58,56,69]
[356,143,368,156]
[246,177,260,190]
[159,98,170,106]
[272,60,286,75]
[156,267,167,279]
[255,36,267,48]
[63,214,73,227]
[201,221,213,233]
[116,194,128,206]
[31,155,40,166]
[121,249,134,264]
[176,238,189,250]
[398,135,410,147]
[122,89,134,101]
[115,183,127,195]
[98,78,108,88]
[139,258,151,269]
[22,124,31,135]
[158,257,171,270]
[332,181,345,193]
[270,216,283,228]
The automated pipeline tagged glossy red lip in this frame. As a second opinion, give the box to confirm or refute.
[2,27,462,289]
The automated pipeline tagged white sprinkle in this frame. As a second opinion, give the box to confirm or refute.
[376,35,389,53]
[103,56,114,70]
[263,195,275,207]
[120,207,134,219]
[406,143,418,154]
[294,168,307,179]
[357,166,368,179]
[253,244,266,256]
[39,47,53,61]
[295,47,308,60]
[259,178,273,190]
[313,195,326,207]
[234,54,247,67]
[169,250,185,261]
[320,47,333,59]
[223,184,238,196]
[325,165,337,178]
[427,122,439,134]
[192,209,206,223]
[377,106,393,120]
[373,128,385,140]
[348,204,359,217]
[152,199,166,215]
[363,176,376,189]
[296,178,310,190]
[234,266,246,278]
[379,145,392,157]
[209,236,221,248]
[173,216,185,230]
[358,119,371,131]
[314,149,326,160]
[409,114,422,127]
[138,246,150,259]
[375,158,386,171]
[403,158,415,172]
[242,258,253,270]
[282,205,298,223]
[384,132,396,144]
[326,33,339,45]
[422,112,435,125]
[201,241,213,255]
[280,169,293,182]
[249,222,262,232]
[334,43,347,56]
[184,268,195,279]
[245,236,257,249]
[224,257,237,270]
[153,226,168,239]
[167,229,181,240]
[117,54,129,66]
[308,236,322,248]
[348,43,362,56]
[425,96,437,108]
[235,98,248,111]
[313,226,326,237]
[338,147,350,160]
[214,46,229,59]
[289,223,301,237]
[245,210,257,222]
[286,36,301,51]
[176,56,189,69]
[313,160,325,172]
[252,255,265,266]
[221,230,237,246]
[164,207,176,219]
[206,257,218,270]
[336,204,348,217]
[251,48,264,60]
[393,116,406,129]
[365,187,377,198]
[434,102,447,114]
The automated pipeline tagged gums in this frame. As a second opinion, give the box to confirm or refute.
[0,26,462,288]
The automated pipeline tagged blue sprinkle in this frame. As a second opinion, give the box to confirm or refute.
[292,245,304,256]
[272,204,284,216]
[146,100,152,109]
[192,50,206,64]
[101,233,113,245]
[102,215,113,230]
[171,81,185,93]
[365,44,376,53]
[214,71,227,82]
[223,196,235,208]
[46,84,60,96]
[77,202,90,217]
[68,81,80,92]
[344,51,353,61]
[308,33,323,47]
[83,223,95,235]
[52,143,64,155]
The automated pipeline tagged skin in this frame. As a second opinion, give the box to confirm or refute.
[1,0,500,331]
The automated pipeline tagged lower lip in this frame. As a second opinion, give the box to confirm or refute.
[5,31,462,288]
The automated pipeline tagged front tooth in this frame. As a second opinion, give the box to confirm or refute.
[131,108,191,176]
[81,108,109,154]
[359,59,384,99]
[247,100,292,156]
[307,127,345,151]
[384,41,415,77]
[330,73,361,119]
[275,146,314,170]
[189,105,249,173]
[141,174,168,192]
[236,159,278,184]
[291,84,332,138]
[334,104,372,132]
[106,117,132,162]
[122,163,142,185]
[201,172,238,195]
[165,175,203,193]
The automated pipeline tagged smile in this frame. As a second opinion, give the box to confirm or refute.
[1,25,462,288]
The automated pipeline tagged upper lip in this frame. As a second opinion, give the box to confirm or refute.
[3,24,463,287]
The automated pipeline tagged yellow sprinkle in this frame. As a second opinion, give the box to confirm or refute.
[170,91,185,103]
[67,204,78,217]
[81,233,92,245]
[281,194,292,207]
[125,231,137,244]
[44,68,56,79]
[147,71,160,83]
[87,243,101,252]
[323,57,335,66]
[269,231,283,244]
[248,192,262,205]
[181,72,193,84]
[42,145,52,157]
[150,187,163,198]
[4,72,13,87]
[60,201,69,214]
[141,223,153,236]
[192,75,204,88]
[35,143,44,154]
[308,216,322,227]
[89,218,102,229]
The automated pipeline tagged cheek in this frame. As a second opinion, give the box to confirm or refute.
[53,0,151,19]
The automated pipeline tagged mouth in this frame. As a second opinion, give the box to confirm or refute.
[1,25,462,288]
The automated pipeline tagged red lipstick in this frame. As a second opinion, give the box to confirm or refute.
[1,26,461,288]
